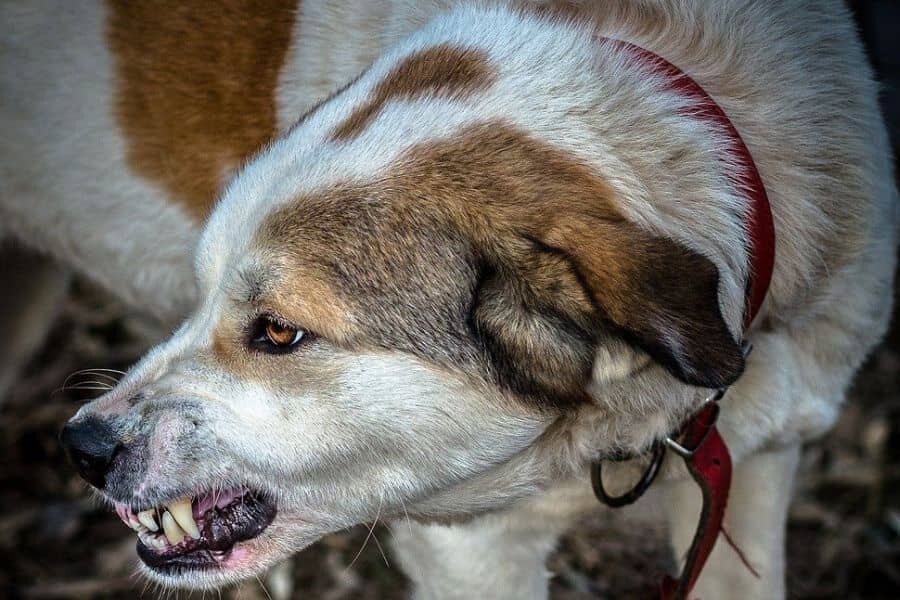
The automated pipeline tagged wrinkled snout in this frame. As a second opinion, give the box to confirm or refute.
[58,375,283,580]
[58,387,196,503]
[60,415,122,489]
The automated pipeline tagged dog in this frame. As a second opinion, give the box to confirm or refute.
[2,1,896,598]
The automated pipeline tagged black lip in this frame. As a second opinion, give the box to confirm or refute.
[137,541,219,572]
[136,491,277,573]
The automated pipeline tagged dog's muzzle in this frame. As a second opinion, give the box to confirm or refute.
[60,412,278,575]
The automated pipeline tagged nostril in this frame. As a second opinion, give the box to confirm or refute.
[59,416,122,489]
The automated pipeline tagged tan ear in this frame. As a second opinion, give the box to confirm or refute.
[425,121,745,397]
[469,252,600,409]
[540,218,746,389]
[470,217,744,407]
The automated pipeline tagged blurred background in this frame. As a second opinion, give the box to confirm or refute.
[1,2,898,599]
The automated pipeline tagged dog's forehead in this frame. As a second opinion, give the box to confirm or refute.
[193,83,484,291]
[194,8,604,287]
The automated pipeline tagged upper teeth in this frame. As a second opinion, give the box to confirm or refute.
[161,510,186,546]
[167,498,201,539]
[137,509,158,532]
[124,498,201,547]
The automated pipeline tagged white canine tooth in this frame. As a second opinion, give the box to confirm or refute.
[167,498,200,539]
[162,510,186,546]
[126,519,142,533]
[138,509,158,531]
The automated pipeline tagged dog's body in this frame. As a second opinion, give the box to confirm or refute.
[2,1,896,598]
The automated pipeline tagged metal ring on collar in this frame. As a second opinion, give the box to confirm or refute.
[591,440,666,508]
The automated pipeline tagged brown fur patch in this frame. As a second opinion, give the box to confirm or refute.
[330,44,496,141]
[106,0,299,220]
[239,122,741,408]
[393,123,743,391]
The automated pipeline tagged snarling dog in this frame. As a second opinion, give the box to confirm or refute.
[3,0,896,598]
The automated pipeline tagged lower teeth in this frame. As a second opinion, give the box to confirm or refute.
[139,531,167,550]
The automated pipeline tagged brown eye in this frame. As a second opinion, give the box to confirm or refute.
[265,320,301,346]
[250,316,308,353]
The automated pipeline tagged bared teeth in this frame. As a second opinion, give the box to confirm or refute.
[161,510,186,545]
[167,498,200,539]
[137,509,159,532]
[125,518,143,533]
[138,530,166,550]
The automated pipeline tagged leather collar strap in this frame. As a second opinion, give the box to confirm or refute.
[590,38,776,600]
[602,37,776,327]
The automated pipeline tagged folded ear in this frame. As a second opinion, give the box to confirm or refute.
[470,220,744,405]
[468,252,601,408]
[541,219,745,389]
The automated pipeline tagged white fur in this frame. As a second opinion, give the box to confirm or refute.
[0,1,199,323]
[4,1,896,598]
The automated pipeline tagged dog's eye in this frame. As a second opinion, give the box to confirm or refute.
[249,317,309,354]
[265,320,302,345]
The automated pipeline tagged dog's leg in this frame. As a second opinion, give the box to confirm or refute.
[228,561,294,600]
[0,243,70,403]
[392,479,594,600]
[392,515,561,600]
[264,560,294,600]
[663,443,800,600]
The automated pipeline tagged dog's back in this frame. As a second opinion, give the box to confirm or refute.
[0,0,449,323]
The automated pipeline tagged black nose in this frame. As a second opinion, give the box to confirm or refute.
[59,416,121,489]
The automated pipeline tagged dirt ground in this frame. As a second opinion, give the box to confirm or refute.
[0,266,897,600]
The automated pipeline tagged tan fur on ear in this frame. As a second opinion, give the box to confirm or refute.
[540,220,745,389]
[397,122,745,391]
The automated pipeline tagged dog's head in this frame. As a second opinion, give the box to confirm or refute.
[62,9,748,589]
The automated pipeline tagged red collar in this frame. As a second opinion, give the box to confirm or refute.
[602,38,775,329]
[590,38,776,600]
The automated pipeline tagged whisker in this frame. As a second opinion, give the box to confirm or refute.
[77,371,122,385]
[52,383,114,397]
[347,494,384,571]
[63,380,114,389]
[370,494,390,567]
[61,368,124,393]
[371,528,390,568]
[65,367,121,383]
[56,382,114,394]
[399,497,414,536]
[254,574,274,600]
[82,367,126,375]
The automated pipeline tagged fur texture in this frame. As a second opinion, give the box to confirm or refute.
[2,1,896,598]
